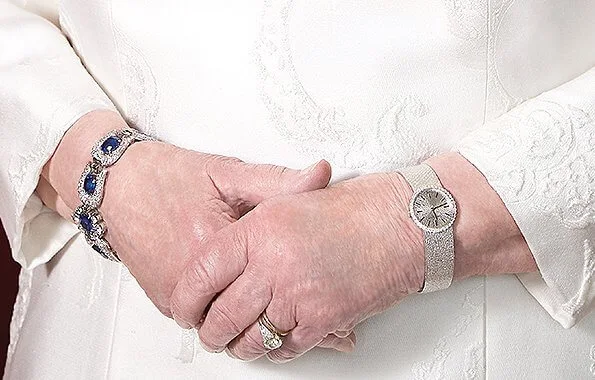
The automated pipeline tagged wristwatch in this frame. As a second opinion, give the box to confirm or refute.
[399,163,457,293]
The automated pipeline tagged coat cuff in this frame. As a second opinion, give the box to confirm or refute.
[7,104,115,269]
[456,68,595,328]
[0,2,117,268]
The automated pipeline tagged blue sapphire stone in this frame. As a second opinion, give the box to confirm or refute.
[83,174,97,194]
[101,136,121,154]
[80,214,93,232]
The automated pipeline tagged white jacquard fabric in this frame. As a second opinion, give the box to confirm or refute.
[1,1,594,379]
[0,1,115,268]
[458,69,595,329]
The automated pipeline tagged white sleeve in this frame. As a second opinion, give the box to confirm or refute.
[457,67,595,328]
[0,1,116,269]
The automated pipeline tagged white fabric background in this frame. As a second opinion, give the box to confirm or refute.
[1,1,594,378]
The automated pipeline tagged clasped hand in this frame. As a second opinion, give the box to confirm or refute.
[40,112,534,364]
[103,141,425,363]
[162,158,425,363]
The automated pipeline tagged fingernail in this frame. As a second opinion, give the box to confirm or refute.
[198,338,222,353]
[302,162,319,173]
[172,313,192,330]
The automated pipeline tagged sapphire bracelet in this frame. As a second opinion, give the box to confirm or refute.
[72,128,155,262]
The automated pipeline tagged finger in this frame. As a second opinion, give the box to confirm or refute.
[224,320,270,361]
[169,223,248,329]
[198,270,271,353]
[209,159,331,213]
[316,332,356,353]
[331,330,353,339]
[264,325,327,364]
[226,300,297,362]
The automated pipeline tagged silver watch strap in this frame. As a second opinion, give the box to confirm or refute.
[400,163,455,293]
[421,229,454,293]
[399,163,441,190]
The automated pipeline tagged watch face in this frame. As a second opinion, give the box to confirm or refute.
[409,187,457,232]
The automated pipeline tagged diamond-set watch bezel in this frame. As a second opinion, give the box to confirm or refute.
[409,186,457,233]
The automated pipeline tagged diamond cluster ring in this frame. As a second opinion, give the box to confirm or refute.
[72,128,155,262]
[258,312,289,350]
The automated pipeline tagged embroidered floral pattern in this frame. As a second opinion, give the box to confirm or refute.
[590,344,595,376]
[411,284,484,379]
[485,0,522,120]
[113,26,160,137]
[562,240,595,318]
[255,0,435,170]
[459,96,595,326]
[460,100,595,229]
[464,342,483,380]
[443,0,487,42]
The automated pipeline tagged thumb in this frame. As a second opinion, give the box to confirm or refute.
[208,159,331,214]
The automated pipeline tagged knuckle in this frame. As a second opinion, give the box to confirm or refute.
[186,256,219,296]
[295,324,328,346]
[281,344,301,358]
[227,329,265,361]
[273,165,290,180]
[206,303,243,337]
[207,155,243,171]
[243,330,265,354]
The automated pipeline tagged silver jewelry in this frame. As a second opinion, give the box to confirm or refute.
[72,128,155,262]
[258,312,287,350]
[399,163,458,293]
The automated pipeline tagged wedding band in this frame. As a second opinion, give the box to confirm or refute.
[261,312,289,336]
[258,312,287,350]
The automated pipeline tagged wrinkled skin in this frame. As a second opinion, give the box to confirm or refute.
[102,141,336,314]
[40,111,537,363]
[168,152,538,363]
[170,172,426,363]
[38,110,354,351]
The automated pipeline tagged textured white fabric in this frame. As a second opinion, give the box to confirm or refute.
[458,69,595,329]
[0,1,115,268]
[1,1,595,378]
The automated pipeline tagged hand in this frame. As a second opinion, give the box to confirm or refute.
[169,153,538,363]
[37,110,332,315]
[170,172,425,362]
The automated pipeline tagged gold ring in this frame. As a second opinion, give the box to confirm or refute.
[257,312,289,350]
[260,311,289,336]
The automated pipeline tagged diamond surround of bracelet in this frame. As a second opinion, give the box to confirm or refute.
[72,128,155,262]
